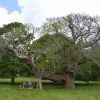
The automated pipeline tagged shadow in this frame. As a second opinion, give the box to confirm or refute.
[75,81,100,87]
[0,81,21,86]
[0,80,100,89]
[42,81,100,90]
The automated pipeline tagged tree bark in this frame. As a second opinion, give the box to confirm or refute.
[42,74,65,83]
[26,53,35,75]
[11,77,15,84]
[36,77,42,90]
[64,72,75,89]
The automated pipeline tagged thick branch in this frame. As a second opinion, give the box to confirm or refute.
[26,53,35,75]
[68,17,77,42]
[2,36,35,75]
[5,44,27,60]
[2,36,27,59]
[83,36,100,48]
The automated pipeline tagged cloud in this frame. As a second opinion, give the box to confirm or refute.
[18,0,45,26]
[0,7,23,26]
[0,0,100,26]
[18,0,100,25]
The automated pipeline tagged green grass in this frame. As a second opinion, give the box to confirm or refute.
[0,77,100,100]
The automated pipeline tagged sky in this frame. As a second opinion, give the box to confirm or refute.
[0,0,100,27]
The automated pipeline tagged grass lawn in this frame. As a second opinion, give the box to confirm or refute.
[0,77,100,100]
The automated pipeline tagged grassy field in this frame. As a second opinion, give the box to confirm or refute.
[0,77,100,100]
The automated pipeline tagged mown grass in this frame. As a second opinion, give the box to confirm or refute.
[0,77,100,100]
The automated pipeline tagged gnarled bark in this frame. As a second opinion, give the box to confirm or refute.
[42,74,66,83]
[42,73,75,89]
[26,53,35,75]
[64,72,75,89]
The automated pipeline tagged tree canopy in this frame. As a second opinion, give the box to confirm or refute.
[0,14,100,89]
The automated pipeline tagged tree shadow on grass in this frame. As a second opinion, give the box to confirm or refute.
[0,80,100,89]
[75,81,100,87]
[0,81,21,86]
[43,81,100,89]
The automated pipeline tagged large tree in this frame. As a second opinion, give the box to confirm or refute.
[0,14,100,89]
[0,22,43,89]
[40,14,100,87]
[31,33,100,88]
[31,33,81,88]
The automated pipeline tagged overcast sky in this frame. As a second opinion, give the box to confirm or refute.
[0,0,100,26]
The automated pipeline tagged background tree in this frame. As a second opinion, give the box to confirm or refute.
[0,48,30,84]
[0,22,43,89]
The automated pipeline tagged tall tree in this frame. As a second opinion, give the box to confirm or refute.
[0,22,43,89]
[40,14,100,88]
[0,14,100,89]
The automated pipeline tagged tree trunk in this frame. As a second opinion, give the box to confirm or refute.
[42,74,65,83]
[64,72,75,89]
[36,77,42,90]
[11,77,15,84]
[26,53,35,75]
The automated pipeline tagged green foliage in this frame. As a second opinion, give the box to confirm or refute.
[0,22,34,80]
[32,33,100,82]
[90,45,100,66]
[0,22,24,35]
[76,59,100,82]
[76,60,93,82]
[90,64,100,81]
[32,33,82,75]
[0,50,31,78]
[0,22,34,53]
[0,52,19,78]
